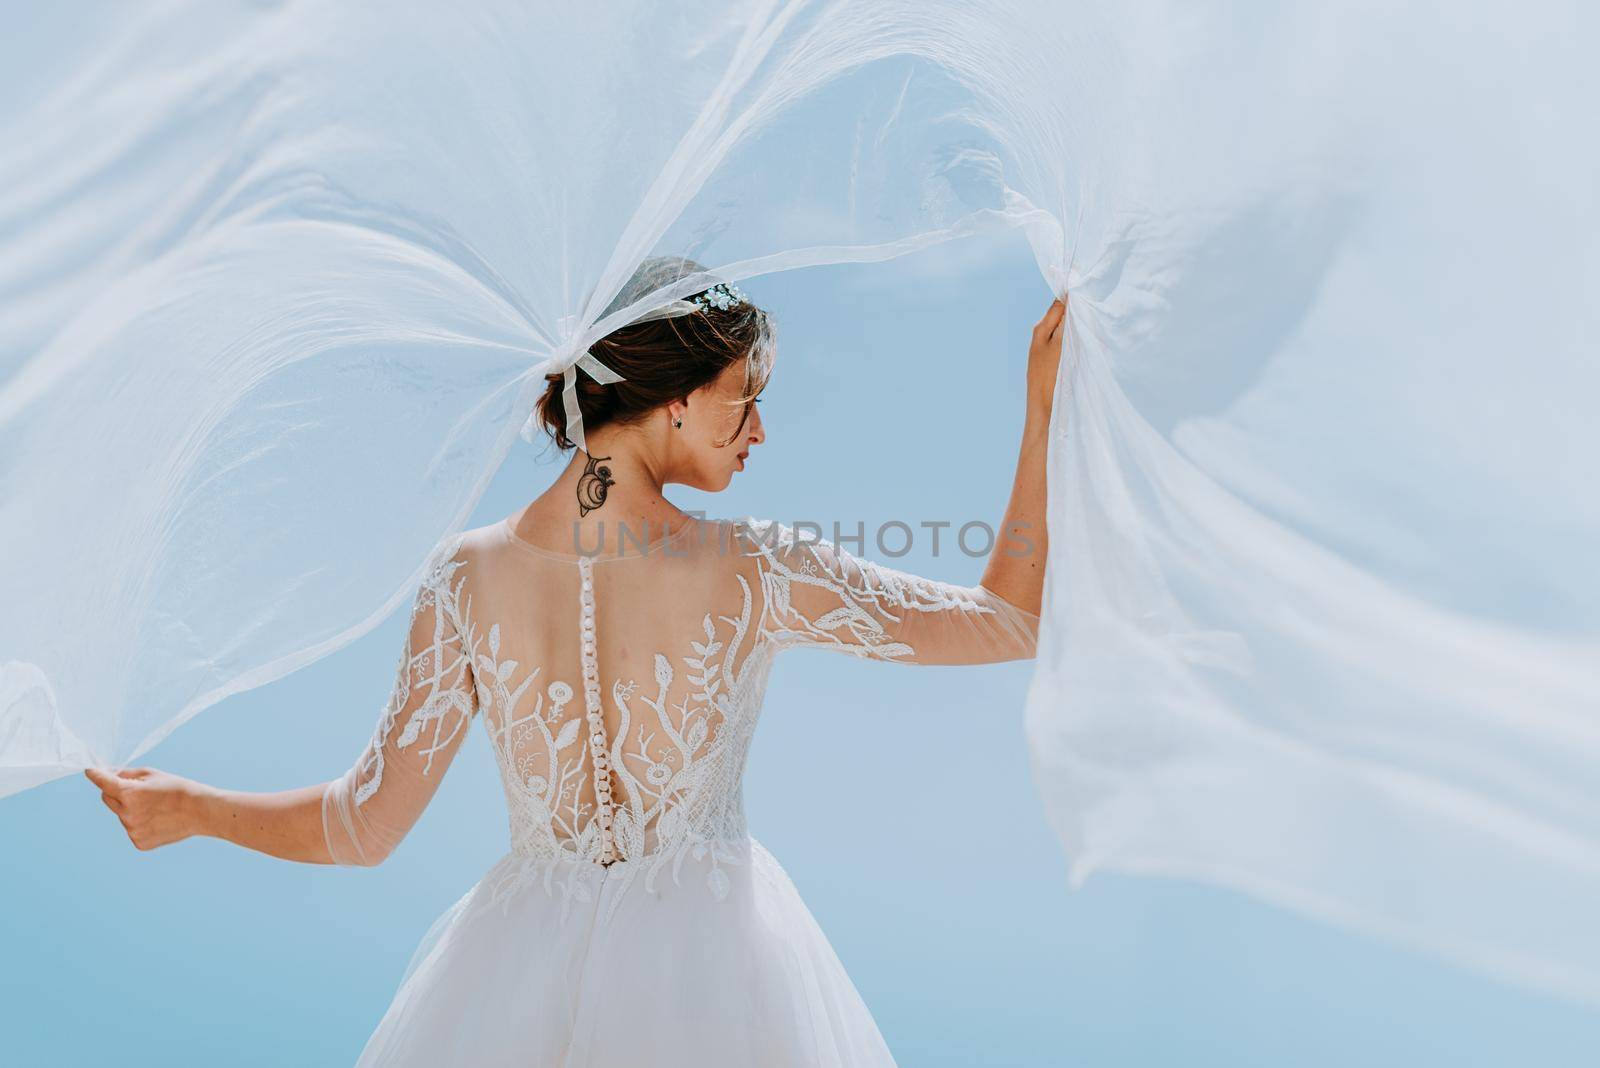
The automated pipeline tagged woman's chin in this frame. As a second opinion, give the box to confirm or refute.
[682,471,735,493]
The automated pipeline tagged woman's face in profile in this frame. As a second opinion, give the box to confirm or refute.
[673,358,766,493]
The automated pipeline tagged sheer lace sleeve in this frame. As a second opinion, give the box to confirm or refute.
[322,536,479,866]
[739,518,1040,666]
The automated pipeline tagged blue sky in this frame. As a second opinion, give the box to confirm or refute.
[5,233,1598,1065]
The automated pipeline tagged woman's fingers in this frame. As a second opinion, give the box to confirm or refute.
[85,765,154,795]
[1030,300,1067,353]
[1032,299,1065,340]
[84,766,125,796]
[1024,298,1068,414]
[85,765,197,852]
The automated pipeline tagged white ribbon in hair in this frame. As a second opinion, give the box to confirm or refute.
[517,311,618,452]
[518,299,700,452]
[558,348,624,453]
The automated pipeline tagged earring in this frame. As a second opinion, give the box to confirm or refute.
[674,418,682,428]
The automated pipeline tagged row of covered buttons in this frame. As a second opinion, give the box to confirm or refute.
[577,557,618,865]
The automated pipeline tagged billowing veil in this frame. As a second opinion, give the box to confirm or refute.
[2,1,1596,1006]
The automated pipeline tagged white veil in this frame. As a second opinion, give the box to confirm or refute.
[3,0,1596,1005]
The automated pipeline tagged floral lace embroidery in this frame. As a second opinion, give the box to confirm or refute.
[351,536,477,806]
[604,578,765,905]
[348,517,1008,913]
[478,566,770,909]
[738,517,1001,659]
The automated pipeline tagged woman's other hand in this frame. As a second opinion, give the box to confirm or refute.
[1027,297,1067,416]
[85,766,211,852]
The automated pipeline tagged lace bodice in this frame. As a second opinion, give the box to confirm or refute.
[323,515,1039,902]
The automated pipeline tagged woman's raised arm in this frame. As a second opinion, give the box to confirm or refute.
[739,297,1064,667]
[978,296,1064,617]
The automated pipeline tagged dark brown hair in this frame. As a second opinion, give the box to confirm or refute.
[533,257,775,451]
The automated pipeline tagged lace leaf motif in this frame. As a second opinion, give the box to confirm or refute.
[352,537,478,806]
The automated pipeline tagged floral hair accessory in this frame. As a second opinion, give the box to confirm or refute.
[690,282,746,312]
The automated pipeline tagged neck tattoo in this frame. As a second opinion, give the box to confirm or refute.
[577,452,616,517]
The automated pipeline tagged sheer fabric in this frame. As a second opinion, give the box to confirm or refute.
[3,0,1597,1007]
[323,538,480,868]
[322,516,1037,1063]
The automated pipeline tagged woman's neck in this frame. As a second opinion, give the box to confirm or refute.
[515,437,692,555]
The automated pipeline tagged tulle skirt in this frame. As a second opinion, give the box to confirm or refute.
[355,838,896,1066]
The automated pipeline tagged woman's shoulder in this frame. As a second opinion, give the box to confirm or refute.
[640,514,799,570]
[718,516,854,576]
[419,521,498,572]
[712,515,806,557]
[727,515,850,553]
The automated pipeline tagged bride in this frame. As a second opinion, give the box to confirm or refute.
[83,260,1065,1066]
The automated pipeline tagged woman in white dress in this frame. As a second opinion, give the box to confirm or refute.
[84,261,1065,1066]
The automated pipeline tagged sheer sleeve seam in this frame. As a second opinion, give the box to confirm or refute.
[977,581,1043,622]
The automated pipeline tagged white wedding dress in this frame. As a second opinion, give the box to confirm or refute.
[321,514,1040,1066]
